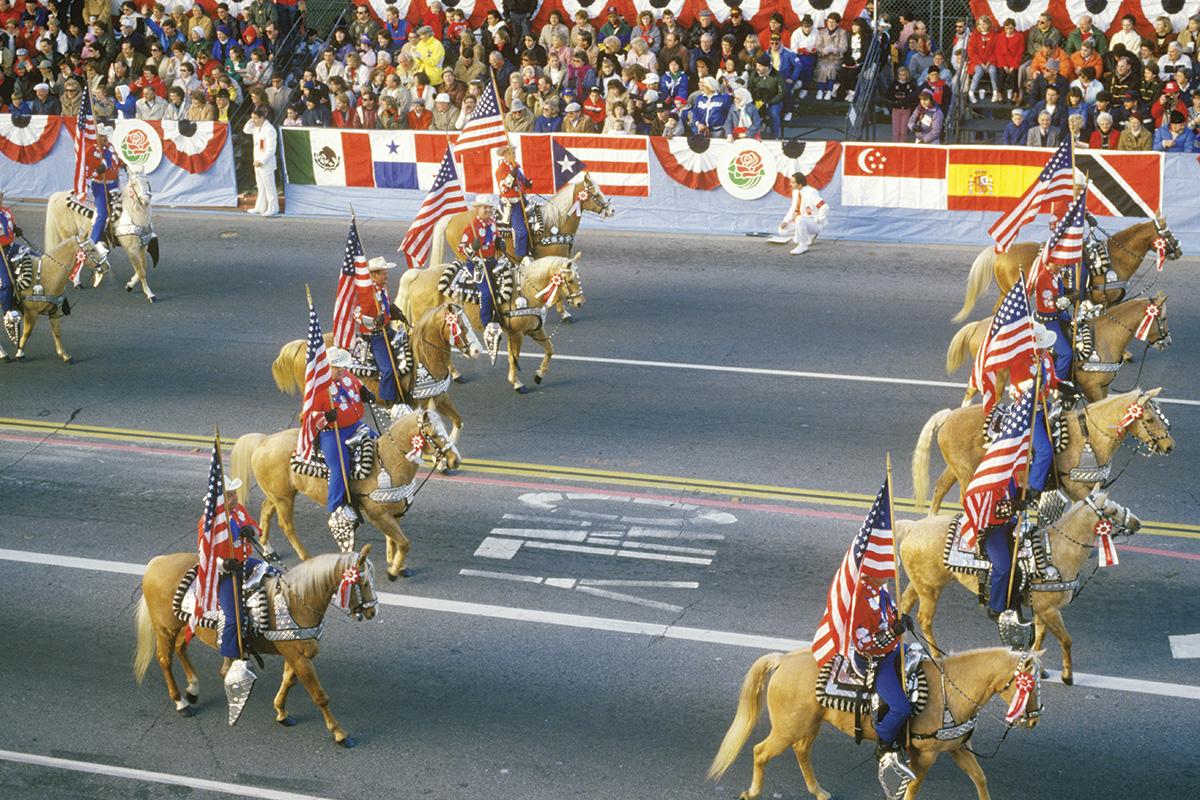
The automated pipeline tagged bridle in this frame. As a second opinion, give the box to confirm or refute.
[339,558,377,621]
[1153,216,1182,261]
[421,304,479,355]
[1056,496,1139,549]
[997,662,1043,727]
[1120,397,1173,456]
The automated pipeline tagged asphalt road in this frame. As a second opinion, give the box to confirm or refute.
[0,207,1197,800]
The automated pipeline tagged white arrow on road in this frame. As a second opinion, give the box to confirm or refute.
[1169,633,1200,659]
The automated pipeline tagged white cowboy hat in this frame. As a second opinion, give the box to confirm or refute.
[225,477,243,492]
[495,143,513,156]
[327,347,352,368]
[1032,322,1056,349]
[367,256,396,271]
[472,194,495,207]
[97,122,114,136]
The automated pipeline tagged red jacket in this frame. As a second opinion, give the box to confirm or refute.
[308,373,367,432]
[852,582,900,658]
[459,215,496,259]
[967,29,996,71]
[356,281,392,331]
[994,30,1024,69]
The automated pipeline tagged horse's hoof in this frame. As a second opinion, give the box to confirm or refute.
[177,705,196,717]
[337,736,356,749]
[65,357,75,365]
[185,692,198,704]
[278,715,297,727]
[396,567,413,578]
[126,285,133,293]
[515,385,529,394]
[453,375,466,384]
[563,316,574,324]
[16,355,26,362]
[534,374,543,384]
[148,296,156,303]
[1,355,10,363]
[1040,669,1050,679]
[1061,673,1073,686]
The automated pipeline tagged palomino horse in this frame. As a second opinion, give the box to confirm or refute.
[271,303,482,442]
[1,235,108,363]
[430,172,611,322]
[134,546,376,745]
[912,388,1172,514]
[45,171,159,301]
[954,215,1181,322]
[946,293,1172,405]
[396,254,584,393]
[230,409,460,579]
[898,492,1139,684]
[708,647,1043,800]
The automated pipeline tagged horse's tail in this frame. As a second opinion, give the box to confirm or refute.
[954,247,998,323]
[272,339,305,395]
[707,652,784,782]
[395,266,419,324]
[946,320,977,375]
[429,216,450,267]
[912,408,953,511]
[230,432,268,501]
[133,595,155,685]
[44,192,66,252]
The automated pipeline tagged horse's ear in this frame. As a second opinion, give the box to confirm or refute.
[358,543,372,561]
[571,252,581,264]
[1145,387,1163,399]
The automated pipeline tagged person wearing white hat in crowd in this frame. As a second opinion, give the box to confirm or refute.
[308,346,378,536]
[83,121,122,261]
[243,106,278,216]
[459,193,504,354]
[355,254,412,408]
[201,475,267,675]
[431,90,457,130]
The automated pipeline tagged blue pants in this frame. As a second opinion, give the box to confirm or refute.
[369,332,400,403]
[984,522,1016,613]
[872,648,912,745]
[0,249,13,313]
[1046,316,1072,379]
[796,54,816,89]
[216,558,263,658]
[1028,407,1052,492]
[318,422,367,513]
[505,201,530,259]
[90,181,116,244]
[762,103,782,138]
[476,261,496,327]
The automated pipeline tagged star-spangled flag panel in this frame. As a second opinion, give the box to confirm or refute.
[455,80,506,155]
[971,280,1035,416]
[195,436,230,626]
[294,304,332,461]
[1027,188,1088,292]
[551,138,588,192]
[988,138,1075,251]
[811,475,895,668]
[73,89,95,201]
[960,386,1036,549]
[398,146,469,269]
[332,220,370,350]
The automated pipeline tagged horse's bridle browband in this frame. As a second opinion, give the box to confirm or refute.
[1052,497,1138,551]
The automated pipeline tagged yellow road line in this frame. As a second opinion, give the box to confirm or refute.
[2,417,1196,540]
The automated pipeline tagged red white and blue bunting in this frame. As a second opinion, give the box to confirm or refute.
[0,115,61,164]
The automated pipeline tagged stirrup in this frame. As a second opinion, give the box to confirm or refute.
[997,608,1034,650]
[327,506,358,553]
[223,657,257,726]
[876,744,916,798]
[3,310,20,345]
[484,322,503,365]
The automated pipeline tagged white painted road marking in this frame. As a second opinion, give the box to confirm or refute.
[6,547,1200,701]
[0,749,341,800]
[459,568,688,612]
[1169,633,1200,658]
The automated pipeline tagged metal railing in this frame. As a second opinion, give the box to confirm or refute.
[845,24,891,141]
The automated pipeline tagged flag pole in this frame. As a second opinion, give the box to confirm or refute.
[1010,364,1041,610]
[216,422,245,661]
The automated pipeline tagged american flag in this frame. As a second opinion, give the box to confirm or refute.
[195,434,231,631]
[971,280,1036,417]
[960,386,1036,550]
[398,146,468,268]
[454,79,507,154]
[73,88,95,201]
[1026,187,1088,293]
[988,138,1074,251]
[294,302,332,461]
[812,475,896,668]
[333,220,370,350]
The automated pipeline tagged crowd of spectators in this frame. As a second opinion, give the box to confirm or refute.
[883,10,1200,151]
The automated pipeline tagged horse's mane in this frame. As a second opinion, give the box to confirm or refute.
[1109,218,1155,248]
[283,552,355,603]
[539,174,587,232]
[521,255,573,285]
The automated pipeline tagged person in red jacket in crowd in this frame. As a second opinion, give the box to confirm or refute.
[966,15,999,103]
[994,17,1025,103]
[581,85,607,127]
[1150,81,1188,128]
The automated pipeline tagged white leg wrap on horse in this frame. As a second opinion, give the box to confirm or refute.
[175,699,189,711]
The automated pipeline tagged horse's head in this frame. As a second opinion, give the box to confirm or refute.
[1083,491,1141,538]
[1144,292,1171,351]
[558,253,584,309]
[443,303,482,358]
[1153,212,1182,261]
[1121,387,1174,456]
[341,544,377,621]
[74,235,110,274]
[128,171,152,207]
[416,408,461,471]
[1001,650,1045,729]
[578,172,614,218]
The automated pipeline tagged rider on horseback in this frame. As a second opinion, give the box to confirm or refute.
[310,347,378,538]
[203,477,265,674]
[1031,255,1078,403]
[0,190,23,332]
[495,144,533,261]
[1011,324,1060,509]
[356,256,412,410]
[852,574,916,780]
[981,481,1025,625]
[460,194,504,354]
[84,122,122,260]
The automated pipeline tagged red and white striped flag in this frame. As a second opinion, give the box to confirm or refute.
[960,387,1036,550]
[294,302,332,461]
[195,434,231,632]
[332,220,370,349]
[989,139,1074,251]
[72,89,95,201]
[812,475,895,668]
[1026,188,1088,293]
[398,146,468,268]
[971,280,1036,416]
[454,79,506,154]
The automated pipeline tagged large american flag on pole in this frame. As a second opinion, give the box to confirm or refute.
[73,89,95,201]
[971,280,1036,416]
[988,139,1074,251]
[294,302,332,461]
[195,434,230,631]
[332,220,369,349]
[1026,186,1088,293]
[398,146,469,268]
[960,386,1036,550]
[812,475,896,668]
[454,79,507,154]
